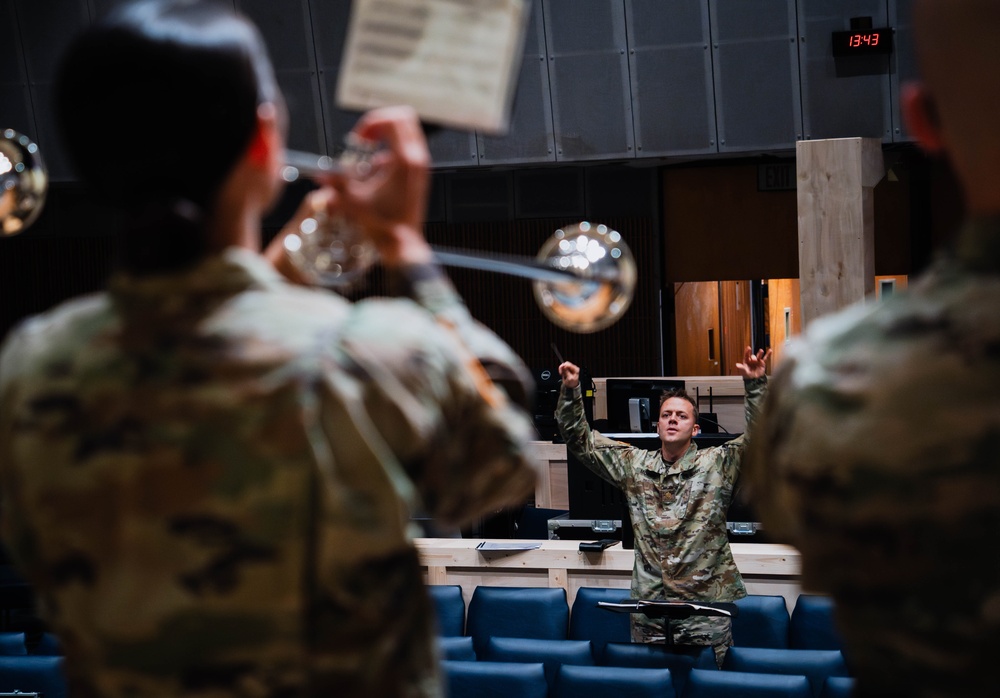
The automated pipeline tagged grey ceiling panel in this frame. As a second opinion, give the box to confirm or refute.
[237,0,316,72]
[626,0,718,156]
[889,0,917,142]
[477,0,555,165]
[543,0,634,162]
[14,0,89,83]
[798,0,891,142]
[710,0,802,153]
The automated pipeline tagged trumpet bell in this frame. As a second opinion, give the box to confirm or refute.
[0,129,47,236]
[533,222,637,333]
[282,211,376,288]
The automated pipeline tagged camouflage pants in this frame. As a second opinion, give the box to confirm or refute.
[631,614,732,667]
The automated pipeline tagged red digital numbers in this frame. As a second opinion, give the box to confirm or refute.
[849,32,880,48]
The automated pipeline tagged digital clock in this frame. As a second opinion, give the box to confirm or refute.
[832,28,893,57]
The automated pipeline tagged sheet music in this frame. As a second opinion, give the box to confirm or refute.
[475,541,542,551]
[336,0,530,133]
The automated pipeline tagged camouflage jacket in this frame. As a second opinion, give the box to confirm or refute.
[746,218,1000,697]
[556,377,766,646]
[0,248,539,698]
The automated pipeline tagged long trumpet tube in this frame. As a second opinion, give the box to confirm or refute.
[282,150,616,286]
[281,148,637,332]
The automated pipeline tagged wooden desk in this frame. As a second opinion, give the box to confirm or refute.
[417,538,802,610]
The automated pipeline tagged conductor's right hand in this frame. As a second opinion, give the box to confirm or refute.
[558,361,580,389]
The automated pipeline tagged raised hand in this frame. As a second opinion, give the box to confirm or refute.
[735,346,772,379]
[558,361,580,389]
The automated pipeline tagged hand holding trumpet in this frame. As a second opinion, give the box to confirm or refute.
[265,106,433,282]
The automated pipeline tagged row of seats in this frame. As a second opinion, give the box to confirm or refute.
[439,637,851,698]
[0,631,62,655]
[430,585,844,654]
[0,655,68,698]
[444,661,856,698]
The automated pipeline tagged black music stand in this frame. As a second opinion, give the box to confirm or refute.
[598,599,739,648]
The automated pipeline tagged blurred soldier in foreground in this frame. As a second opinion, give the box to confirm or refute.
[747,1,1000,695]
[0,1,538,696]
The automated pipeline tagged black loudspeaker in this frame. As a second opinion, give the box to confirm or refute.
[532,367,593,441]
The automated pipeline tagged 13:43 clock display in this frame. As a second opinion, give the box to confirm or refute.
[832,28,894,57]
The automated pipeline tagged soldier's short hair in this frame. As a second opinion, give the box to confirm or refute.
[658,389,699,424]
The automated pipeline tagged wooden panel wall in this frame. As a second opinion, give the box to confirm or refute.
[719,279,752,375]
[766,277,801,370]
[663,164,799,283]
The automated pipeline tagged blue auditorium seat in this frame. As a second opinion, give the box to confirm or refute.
[482,636,594,687]
[722,647,849,698]
[438,635,476,661]
[0,631,27,655]
[601,642,716,696]
[466,586,569,656]
[789,595,844,651]
[684,668,812,698]
[427,584,465,636]
[820,676,855,698]
[733,595,791,649]
[0,655,69,698]
[568,587,632,656]
[442,659,548,698]
[553,663,677,698]
[28,632,62,655]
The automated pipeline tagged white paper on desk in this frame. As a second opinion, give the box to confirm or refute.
[336,0,530,134]
[476,541,541,551]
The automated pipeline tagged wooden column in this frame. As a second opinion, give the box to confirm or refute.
[796,137,884,326]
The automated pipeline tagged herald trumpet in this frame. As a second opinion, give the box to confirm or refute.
[281,149,637,333]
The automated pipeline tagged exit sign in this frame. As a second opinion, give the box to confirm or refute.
[758,163,796,191]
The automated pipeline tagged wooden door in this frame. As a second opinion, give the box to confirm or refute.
[674,281,721,376]
[719,280,752,375]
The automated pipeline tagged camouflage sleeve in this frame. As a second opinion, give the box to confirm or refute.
[0,321,35,571]
[392,264,534,407]
[705,375,767,491]
[555,384,635,486]
[336,265,539,528]
[743,362,805,544]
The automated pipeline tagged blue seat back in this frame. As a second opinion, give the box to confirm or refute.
[28,632,62,655]
[0,631,27,655]
[0,655,69,698]
[483,637,594,687]
[442,659,548,698]
[820,676,855,698]
[553,663,676,698]
[438,635,476,661]
[601,642,715,696]
[733,595,790,649]
[427,584,465,636]
[568,587,631,655]
[685,667,812,698]
[722,647,849,698]
[790,595,844,651]
[466,586,569,656]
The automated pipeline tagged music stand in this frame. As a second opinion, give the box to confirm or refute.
[598,599,739,648]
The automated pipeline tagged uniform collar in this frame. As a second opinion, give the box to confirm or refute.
[108,247,286,322]
[655,441,700,476]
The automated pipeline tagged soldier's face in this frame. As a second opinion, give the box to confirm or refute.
[657,397,699,447]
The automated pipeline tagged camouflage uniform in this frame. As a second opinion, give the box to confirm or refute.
[0,248,539,698]
[746,218,1000,697]
[556,377,767,662]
